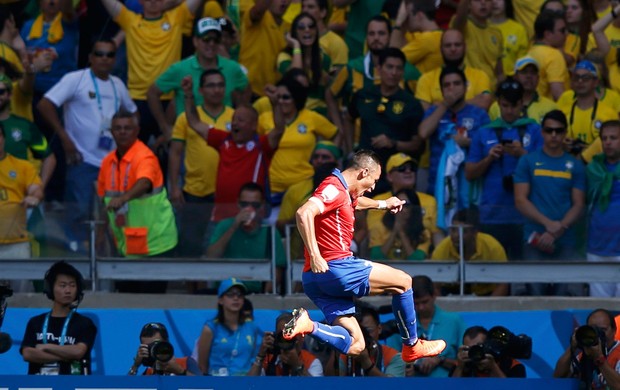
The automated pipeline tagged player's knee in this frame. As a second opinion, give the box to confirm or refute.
[396,270,412,291]
[347,338,366,356]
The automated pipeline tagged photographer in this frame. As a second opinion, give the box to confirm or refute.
[554,308,620,390]
[247,313,323,376]
[128,322,198,376]
[452,325,526,378]
[337,307,405,377]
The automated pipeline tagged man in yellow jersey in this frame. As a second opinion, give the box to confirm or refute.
[0,124,43,259]
[100,0,202,144]
[527,10,569,101]
[451,0,504,88]
[415,29,493,111]
[169,69,234,257]
[239,0,292,98]
[488,56,558,122]
[559,60,619,155]
[389,0,443,75]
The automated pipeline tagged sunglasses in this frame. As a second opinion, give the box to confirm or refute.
[202,36,221,44]
[278,94,292,101]
[224,290,244,298]
[499,81,520,90]
[239,201,262,209]
[393,163,415,173]
[297,22,316,30]
[542,126,566,134]
[0,88,7,95]
[93,50,116,58]
[572,74,597,82]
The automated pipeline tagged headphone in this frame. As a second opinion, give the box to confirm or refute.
[43,261,85,305]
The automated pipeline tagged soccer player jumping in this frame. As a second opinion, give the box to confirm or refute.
[283,150,446,362]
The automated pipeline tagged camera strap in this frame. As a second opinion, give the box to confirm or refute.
[569,99,598,139]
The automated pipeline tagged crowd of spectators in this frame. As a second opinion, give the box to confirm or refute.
[2,0,620,298]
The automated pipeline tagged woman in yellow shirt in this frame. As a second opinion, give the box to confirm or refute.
[564,0,595,66]
[277,13,332,116]
[489,0,530,76]
[258,70,338,201]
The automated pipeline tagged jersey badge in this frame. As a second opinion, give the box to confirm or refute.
[392,101,404,115]
[11,129,22,142]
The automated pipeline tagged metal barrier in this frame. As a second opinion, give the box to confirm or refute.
[1,222,279,294]
[2,222,618,296]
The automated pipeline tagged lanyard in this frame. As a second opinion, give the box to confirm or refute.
[42,309,75,345]
[89,70,119,118]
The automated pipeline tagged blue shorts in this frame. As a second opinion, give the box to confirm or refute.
[302,257,373,324]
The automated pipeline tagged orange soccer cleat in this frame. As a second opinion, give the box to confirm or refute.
[282,308,314,340]
[401,339,447,362]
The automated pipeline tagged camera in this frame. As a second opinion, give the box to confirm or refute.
[575,325,606,349]
[569,139,587,154]
[468,326,532,362]
[141,340,174,367]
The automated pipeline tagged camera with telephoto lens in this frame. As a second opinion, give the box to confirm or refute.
[468,326,532,362]
[575,325,606,349]
[141,340,174,367]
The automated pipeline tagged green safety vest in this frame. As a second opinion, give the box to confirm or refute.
[104,187,178,257]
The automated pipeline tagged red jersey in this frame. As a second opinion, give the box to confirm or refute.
[207,130,274,221]
[303,173,358,271]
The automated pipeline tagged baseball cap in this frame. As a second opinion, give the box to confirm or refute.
[217,277,247,297]
[218,17,235,35]
[496,79,524,104]
[386,153,417,173]
[314,140,343,160]
[573,60,598,77]
[195,17,222,37]
[514,56,539,73]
